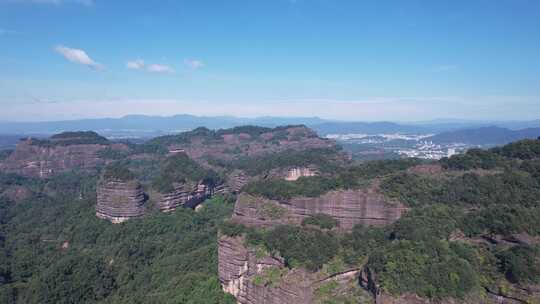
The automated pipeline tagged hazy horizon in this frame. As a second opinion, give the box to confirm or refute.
[1,111,539,124]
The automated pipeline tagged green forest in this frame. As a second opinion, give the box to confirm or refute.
[0,172,235,304]
[223,139,540,301]
[1,138,540,303]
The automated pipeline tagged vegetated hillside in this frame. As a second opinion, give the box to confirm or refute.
[2,129,540,303]
[221,138,540,303]
[0,171,236,304]
[427,126,540,145]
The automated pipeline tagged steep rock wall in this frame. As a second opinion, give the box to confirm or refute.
[232,185,407,231]
[226,170,250,193]
[284,166,318,181]
[157,181,214,212]
[96,180,147,223]
[0,139,112,178]
[218,235,363,304]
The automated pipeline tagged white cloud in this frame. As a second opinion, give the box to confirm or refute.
[184,59,204,69]
[126,59,145,70]
[54,45,103,70]
[126,59,175,74]
[146,64,174,74]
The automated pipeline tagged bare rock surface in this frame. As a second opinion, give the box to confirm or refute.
[96,180,147,223]
[283,166,318,181]
[232,184,407,231]
[218,235,364,304]
[0,138,115,178]
[157,181,214,212]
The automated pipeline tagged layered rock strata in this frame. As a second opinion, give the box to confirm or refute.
[232,186,407,231]
[218,235,364,304]
[284,166,318,181]
[0,138,114,178]
[96,180,147,223]
[226,170,250,193]
[157,181,214,212]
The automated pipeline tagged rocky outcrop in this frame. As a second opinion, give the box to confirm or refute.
[0,138,119,178]
[157,181,214,212]
[218,235,365,304]
[227,170,250,193]
[96,180,147,223]
[284,166,317,181]
[232,185,407,231]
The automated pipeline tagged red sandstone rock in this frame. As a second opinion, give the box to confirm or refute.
[232,186,407,231]
[96,179,147,223]
[0,139,122,178]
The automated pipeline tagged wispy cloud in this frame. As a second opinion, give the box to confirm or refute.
[147,64,174,73]
[184,59,204,69]
[126,59,174,73]
[126,59,145,70]
[54,45,103,70]
[433,65,458,72]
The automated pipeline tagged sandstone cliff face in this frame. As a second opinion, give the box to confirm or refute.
[232,186,407,231]
[0,139,113,178]
[283,167,317,181]
[157,181,214,212]
[226,170,250,193]
[96,180,147,223]
[218,235,364,304]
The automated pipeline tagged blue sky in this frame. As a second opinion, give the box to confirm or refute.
[0,0,539,121]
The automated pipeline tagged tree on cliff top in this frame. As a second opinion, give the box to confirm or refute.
[29,131,110,147]
[152,153,220,193]
[102,163,136,182]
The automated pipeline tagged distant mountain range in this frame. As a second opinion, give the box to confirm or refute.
[427,126,540,146]
[0,115,539,145]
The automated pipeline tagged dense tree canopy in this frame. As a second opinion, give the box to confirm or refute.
[152,153,221,193]
[0,172,235,304]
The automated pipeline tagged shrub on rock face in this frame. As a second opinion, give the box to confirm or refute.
[301,214,338,230]
[219,221,247,237]
[262,225,339,271]
[102,163,136,181]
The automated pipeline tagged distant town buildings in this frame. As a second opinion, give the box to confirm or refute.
[327,134,469,160]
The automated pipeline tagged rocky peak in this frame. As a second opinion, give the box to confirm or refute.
[0,131,121,178]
